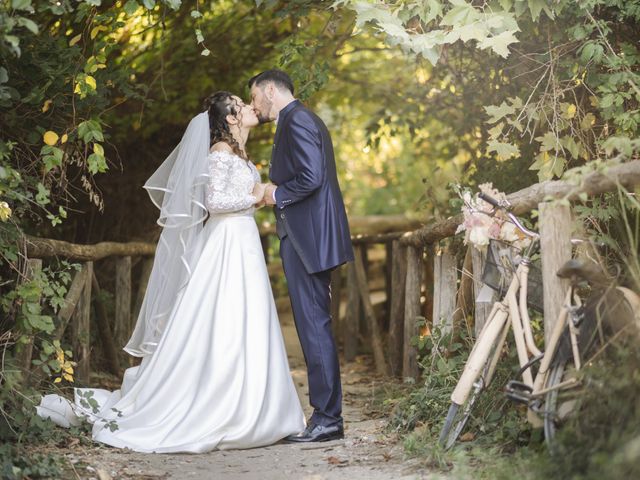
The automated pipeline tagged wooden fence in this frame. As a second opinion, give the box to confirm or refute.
[18,160,640,384]
[19,215,421,384]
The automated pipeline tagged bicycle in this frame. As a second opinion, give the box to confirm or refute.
[438,192,640,450]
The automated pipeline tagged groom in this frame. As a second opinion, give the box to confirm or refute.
[249,70,354,442]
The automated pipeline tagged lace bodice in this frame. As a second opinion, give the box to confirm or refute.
[206,151,260,215]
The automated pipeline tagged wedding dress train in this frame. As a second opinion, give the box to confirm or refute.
[37,150,306,452]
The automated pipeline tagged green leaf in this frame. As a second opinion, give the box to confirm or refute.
[601,136,633,157]
[85,0,102,6]
[562,136,580,159]
[478,30,519,58]
[442,0,480,27]
[419,0,443,24]
[190,10,203,19]
[487,122,504,139]
[87,153,108,174]
[164,0,181,10]
[143,0,155,8]
[41,146,64,172]
[11,0,33,11]
[124,0,139,16]
[35,182,50,205]
[535,131,560,152]
[484,101,516,123]
[0,67,8,84]
[16,17,39,34]
[487,140,520,161]
[195,29,204,43]
[78,120,104,143]
[527,0,544,22]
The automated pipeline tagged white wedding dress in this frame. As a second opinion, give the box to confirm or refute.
[37,150,306,453]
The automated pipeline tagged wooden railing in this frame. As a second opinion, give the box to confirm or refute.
[19,215,422,384]
[18,159,640,385]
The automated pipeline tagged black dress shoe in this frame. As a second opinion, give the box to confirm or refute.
[284,423,344,443]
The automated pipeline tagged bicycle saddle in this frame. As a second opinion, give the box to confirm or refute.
[556,259,609,287]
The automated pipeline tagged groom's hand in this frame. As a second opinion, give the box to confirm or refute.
[263,184,277,206]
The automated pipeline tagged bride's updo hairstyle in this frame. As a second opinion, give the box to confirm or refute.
[204,91,247,160]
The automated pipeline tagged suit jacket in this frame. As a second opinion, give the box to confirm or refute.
[270,100,354,274]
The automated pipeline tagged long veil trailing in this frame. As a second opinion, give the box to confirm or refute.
[124,112,211,356]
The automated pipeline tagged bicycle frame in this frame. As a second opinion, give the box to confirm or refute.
[450,254,584,426]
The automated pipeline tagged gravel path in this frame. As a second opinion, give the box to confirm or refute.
[47,309,433,479]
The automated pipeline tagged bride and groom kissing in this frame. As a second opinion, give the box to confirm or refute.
[37,69,355,452]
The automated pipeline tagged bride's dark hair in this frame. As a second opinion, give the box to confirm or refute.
[203,91,247,159]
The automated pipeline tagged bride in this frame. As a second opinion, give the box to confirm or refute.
[37,91,306,453]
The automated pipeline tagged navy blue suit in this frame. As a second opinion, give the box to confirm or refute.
[270,100,354,427]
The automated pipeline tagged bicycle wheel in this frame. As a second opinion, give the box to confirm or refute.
[543,359,566,447]
[438,321,508,450]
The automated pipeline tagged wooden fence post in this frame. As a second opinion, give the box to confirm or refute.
[539,202,572,345]
[54,264,89,341]
[92,272,121,375]
[403,244,423,380]
[344,262,359,362]
[471,247,493,336]
[432,248,458,336]
[452,247,474,334]
[73,261,93,384]
[17,258,43,377]
[388,240,407,377]
[353,245,389,376]
[384,241,393,331]
[358,246,369,339]
[114,256,132,349]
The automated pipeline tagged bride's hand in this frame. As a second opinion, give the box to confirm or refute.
[252,182,267,203]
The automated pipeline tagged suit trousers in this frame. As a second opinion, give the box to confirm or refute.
[279,235,343,427]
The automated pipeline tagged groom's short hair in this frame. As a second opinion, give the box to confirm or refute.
[248,70,294,95]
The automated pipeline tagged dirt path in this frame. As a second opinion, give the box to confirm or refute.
[49,310,430,479]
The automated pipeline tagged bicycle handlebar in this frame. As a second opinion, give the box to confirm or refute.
[478,192,507,209]
[477,192,539,239]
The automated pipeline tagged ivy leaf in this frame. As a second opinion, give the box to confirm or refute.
[143,0,155,8]
[487,140,520,161]
[191,10,203,19]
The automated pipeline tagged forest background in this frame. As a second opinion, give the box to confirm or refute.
[1,0,639,478]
